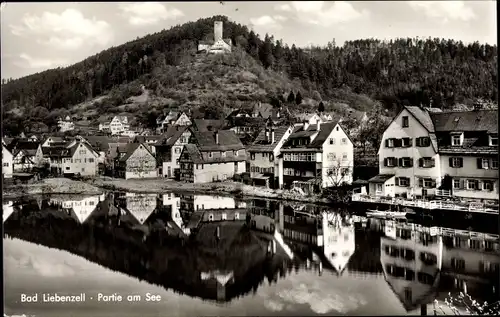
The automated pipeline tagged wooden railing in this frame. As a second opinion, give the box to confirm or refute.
[352,194,499,214]
[435,189,452,197]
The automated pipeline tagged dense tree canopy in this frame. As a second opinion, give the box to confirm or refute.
[1,15,497,136]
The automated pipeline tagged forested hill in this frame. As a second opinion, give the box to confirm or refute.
[1,15,497,124]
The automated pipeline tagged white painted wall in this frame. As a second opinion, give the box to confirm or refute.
[379,109,440,197]
[322,124,354,187]
[2,145,13,178]
[322,212,355,272]
[193,161,245,183]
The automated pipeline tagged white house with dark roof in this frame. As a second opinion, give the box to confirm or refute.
[179,130,246,183]
[101,116,131,135]
[279,121,354,194]
[57,116,75,132]
[61,141,99,176]
[369,106,498,201]
[248,124,294,188]
[2,144,13,178]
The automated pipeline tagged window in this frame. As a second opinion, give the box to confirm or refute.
[401,137,412,147]
[417,272,434,285]
[479,158,489,169]
[208,214,214,221]
[402,116,409,128]
[467,179,477,190]
[419,157,434,168]
[327,153,336,161]
[483,181,493,191]
[209,152,213,158]
[400,157,412,167]
[449,157,463,168]
[419,252,437,265]
[88,158,94,163]
[329,138,335,145]
[453,179,460,189]
[398,177,409,187]
[250,153,255,160]
[451,134,462,146]
[492,159,499,169]
[221,151,226,158]
[79,149,86,155]
[385,157,397,167]
[269,154,274,161]
[284,168,294,176]
[386,139,395,148]
[65,167,70,170]
[489,135,498,146]
[235,212,239,220]
[222,213,227,220]
[175,147,181,154]
[342,153,348,160]
[451,258,465,271]
[3,162,8,167]
[415,136,431,147]
[376,184,383,192]
[341,138,347,145]
[422,178,434,188]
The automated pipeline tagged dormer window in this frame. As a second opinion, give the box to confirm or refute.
[402,116,409,128]
[489,134,498,146]
[451,133,462,146]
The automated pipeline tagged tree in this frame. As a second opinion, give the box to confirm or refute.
[318,101,325,112]
[287,91,295,103]
[295,91,303,105]
[259,34,274,69]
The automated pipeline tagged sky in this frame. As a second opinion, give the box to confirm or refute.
[0,1,497,80]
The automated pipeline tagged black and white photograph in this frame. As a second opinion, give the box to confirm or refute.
[1,1,498,316]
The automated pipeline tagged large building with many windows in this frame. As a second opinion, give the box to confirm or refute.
[369,106,498,201]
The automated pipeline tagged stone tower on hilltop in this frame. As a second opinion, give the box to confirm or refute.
[214,21,223,42]
[197,20,232,54]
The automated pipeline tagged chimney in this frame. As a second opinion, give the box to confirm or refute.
[265,129,270,142]
[214,21,223,42]
[215,131,219,144]
[316,121,321,131]
[303,121,310,131]
[271,129,275,143]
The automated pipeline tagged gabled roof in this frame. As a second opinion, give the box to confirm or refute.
[309,122,338,148]
[68,142,98,159]
[192,130,244,151]
[368,174,395,183]
[82,136,112,151]
[430,110,498,133]
[119,142,155,162]
[404,106,435,132]
[43,136,65,144]
[248,126,291,152]
[41,146,71,158]
[157,126,190,146]
[253,103,273,119]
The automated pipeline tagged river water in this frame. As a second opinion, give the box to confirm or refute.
[3,192,499,316]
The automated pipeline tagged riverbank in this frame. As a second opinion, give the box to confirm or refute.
[87,177,332,205]
[3,178,104,199]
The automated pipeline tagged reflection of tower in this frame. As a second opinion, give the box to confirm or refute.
[217,283,225,301]
[214,21,223,42]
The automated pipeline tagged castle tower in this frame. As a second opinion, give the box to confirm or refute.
[214,21,223,42]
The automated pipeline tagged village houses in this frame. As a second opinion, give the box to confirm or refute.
[115,142,157,179]
[279,119,354,194]
[179,130,246,183]
[157,111,192,132]
[2,144,13,178]
[57,116,75,132]
[155,126,192,179]
[8,140,41,172]
[368,106,498,201]
[99,116,131,135]
[247,124,294,188]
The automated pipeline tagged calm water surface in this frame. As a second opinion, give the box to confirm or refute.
[3,192,499,316]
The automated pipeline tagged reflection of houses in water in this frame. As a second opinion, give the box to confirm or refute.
[181,194,247,212]
[380,221,443,312]
[282,206,323,246]
[49,194,105,224]
[440,230,499,302]
[3,200,14,223]
[200,270,235,302]
[161,193,191,236]
[123,193,158,224]
[321,211,355,274]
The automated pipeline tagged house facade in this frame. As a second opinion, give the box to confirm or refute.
[179,130,246,183]
[11,141,41,172]
[57,116,75,132]
[248,125,293,188]
[155,126,192,178]
[61,142,99,176]
[116,142,157,179]
[105,116,131,135]
[2,144,13,178]
[369,106,498,201]
[279,121,354,194]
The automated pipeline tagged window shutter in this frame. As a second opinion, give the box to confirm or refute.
[460,179,465,189]
[398,158,403,167]
[416,137,421,147]
[459,158,464,168]
[431,158,435,167]
[418,178,423,188]
[383,158,387,167]
[385,139,389,147]
[475,180,480,190]
[418,158,423,167]
[477,158,483,169]
[408,157,413,167]
[395,177,400,186]
[406,177,411,186]
[408,138,413,147]
[431,180,436,188]
[449,157,453,167]
[489,181,494,191]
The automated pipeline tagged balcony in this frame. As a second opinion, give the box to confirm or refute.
[435,189,452,197]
